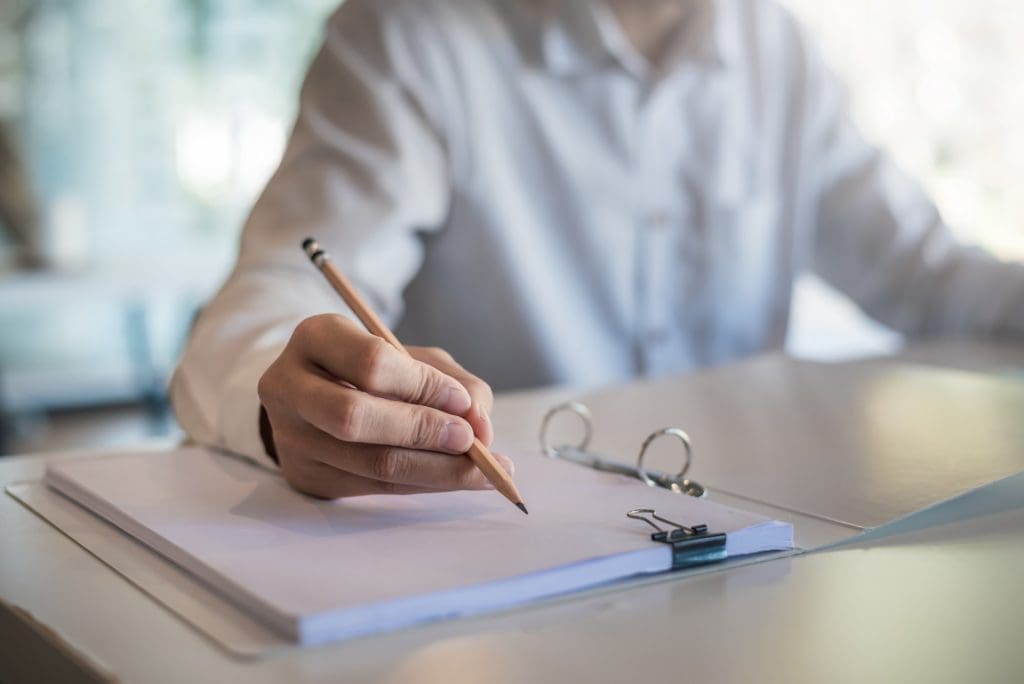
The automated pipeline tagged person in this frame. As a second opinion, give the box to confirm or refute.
[171,0,1024,499]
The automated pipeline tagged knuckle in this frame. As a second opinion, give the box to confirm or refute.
[410,411,439,448]
[290,465,349,500]
[258,357,293,407]
[277,435,314,474]
[278,448,352,499]
[292,314,326,343]
[281,468,306,493]
[301,481,343,500]
[291,316,315,341]
[281,463,321,497]
[426,346,453,362]
[256,370,274,403]
[333,394,365,441]
[414,366,446,405]
[271,429,298,459]
[356,337,391,390]
[294,314,353,349]
[371,449,410,484]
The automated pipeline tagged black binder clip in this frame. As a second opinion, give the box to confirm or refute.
[627,509,727,570]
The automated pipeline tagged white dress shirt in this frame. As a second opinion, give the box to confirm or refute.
[171,0,1024,466]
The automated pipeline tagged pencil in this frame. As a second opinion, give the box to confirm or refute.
[302,237,528,515]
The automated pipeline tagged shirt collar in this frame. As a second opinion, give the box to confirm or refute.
[522,0,731,77]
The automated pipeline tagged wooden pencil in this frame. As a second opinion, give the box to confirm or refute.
[302,237,528,514]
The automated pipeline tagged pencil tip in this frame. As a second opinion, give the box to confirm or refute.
[516,502,529,515]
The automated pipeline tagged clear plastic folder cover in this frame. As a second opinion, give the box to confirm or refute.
[572,356,1024,529]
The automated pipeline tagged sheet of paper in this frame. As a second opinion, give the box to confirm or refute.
[45,447,790,644]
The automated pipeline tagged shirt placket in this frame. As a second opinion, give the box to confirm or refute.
[632,73,694,376]
[626,68,708,374]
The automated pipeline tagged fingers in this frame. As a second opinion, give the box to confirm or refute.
[294,374,475,454]
[488,451,516,477]
[410,346,495,447]
[280,424,494,491]
[295,315,472,415]
[263,314,509,501]
[282,460,441,499]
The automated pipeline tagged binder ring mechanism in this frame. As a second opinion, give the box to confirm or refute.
[540,402,707,497]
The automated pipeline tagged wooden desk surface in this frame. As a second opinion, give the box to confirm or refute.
[3,344,1023,683]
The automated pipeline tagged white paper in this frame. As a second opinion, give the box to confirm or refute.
[45,447,791,645]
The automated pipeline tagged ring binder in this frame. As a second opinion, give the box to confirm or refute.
[540,402,707,497]
[539,401,593,457]
[636,428,705,497]
[627,509,727,569]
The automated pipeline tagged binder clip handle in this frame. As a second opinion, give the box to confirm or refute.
[627,508,704,537]
[627,509,726,570]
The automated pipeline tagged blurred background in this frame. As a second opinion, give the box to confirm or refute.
[0,0,1021,456]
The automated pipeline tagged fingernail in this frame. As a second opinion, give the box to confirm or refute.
[441,422,472,452]
[440,385,472,415]
[498,454,515,476]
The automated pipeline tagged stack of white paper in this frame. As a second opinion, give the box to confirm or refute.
[46,448,791,645]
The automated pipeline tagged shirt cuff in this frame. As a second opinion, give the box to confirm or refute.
[216,344,287,469]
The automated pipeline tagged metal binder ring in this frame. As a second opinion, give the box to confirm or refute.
[636,428,705,497]
[539,402,593,458]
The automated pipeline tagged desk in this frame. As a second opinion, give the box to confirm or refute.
[3,344,1024,684]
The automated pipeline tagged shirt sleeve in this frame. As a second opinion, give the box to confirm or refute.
[170,0,451,466]
[799,25,1024,340]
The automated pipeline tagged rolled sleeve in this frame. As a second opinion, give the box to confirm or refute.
[799,25,1024,340]
[170,0,451,464]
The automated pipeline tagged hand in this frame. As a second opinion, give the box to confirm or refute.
[257,314,512,498]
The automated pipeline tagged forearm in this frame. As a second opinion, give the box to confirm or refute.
[863,231,1024,340]
[813,147,1024,341]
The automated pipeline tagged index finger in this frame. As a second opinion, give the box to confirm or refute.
[298,316,473,416]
